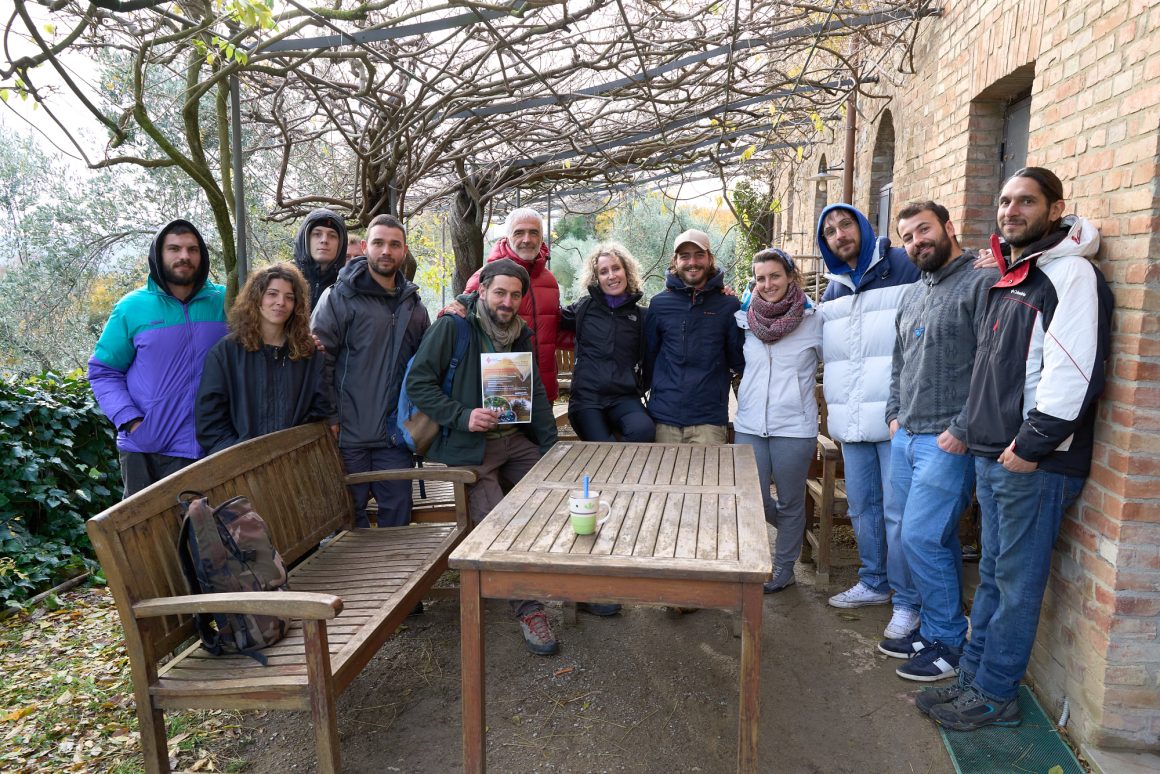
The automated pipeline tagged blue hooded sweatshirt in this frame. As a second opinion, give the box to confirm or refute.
[816,204,919,301]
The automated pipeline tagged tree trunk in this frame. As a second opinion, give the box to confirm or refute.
[450,178,488,294]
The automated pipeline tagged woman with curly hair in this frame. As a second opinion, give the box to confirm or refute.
[196,262,333,454]
[561,242,655,444]
[734,248,822,593]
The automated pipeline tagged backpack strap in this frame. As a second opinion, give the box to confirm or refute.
[442,313,471,394]
[439,313,472,441]
[176,496,224,657]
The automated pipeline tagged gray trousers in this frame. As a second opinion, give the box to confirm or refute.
[119,451,194,499]
[735,433,815,568]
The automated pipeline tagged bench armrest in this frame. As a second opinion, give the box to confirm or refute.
[816,433,840,458]
[134,592,343,620]
[344,468,477,486]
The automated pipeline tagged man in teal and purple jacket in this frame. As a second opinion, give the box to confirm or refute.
[89,219,227,498]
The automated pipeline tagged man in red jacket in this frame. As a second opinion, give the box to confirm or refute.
[460,209,569,401]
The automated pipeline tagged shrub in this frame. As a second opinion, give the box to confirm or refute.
[0,370,119,605]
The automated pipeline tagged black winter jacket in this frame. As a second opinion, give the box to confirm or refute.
[964,217,1113,477]
[195,338,332,455]
[561,286,647,411]
[643,269,744,427]
[310,258,429,449]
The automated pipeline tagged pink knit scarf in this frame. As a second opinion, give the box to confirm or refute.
[747,282,806,343]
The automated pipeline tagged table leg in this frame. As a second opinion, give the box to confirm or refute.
[737,582,762,773]
[461,569,486,774]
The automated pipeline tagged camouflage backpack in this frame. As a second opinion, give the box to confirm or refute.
[177,492,290,664]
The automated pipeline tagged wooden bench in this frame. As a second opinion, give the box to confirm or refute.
[364,461,460,523]
[86,422,476,773]
[552,401,579,441]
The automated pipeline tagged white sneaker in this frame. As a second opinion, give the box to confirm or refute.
[828,582,892,609]
[883,606,921,639]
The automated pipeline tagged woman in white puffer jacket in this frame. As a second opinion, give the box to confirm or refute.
[734,249,823,592]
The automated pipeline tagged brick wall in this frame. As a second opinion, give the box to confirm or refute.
[780,0,1160,751]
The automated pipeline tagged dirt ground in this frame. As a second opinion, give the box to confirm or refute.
[219,532,954,774]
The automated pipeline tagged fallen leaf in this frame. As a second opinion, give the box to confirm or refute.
[2,706,37,722]
[167,731,191,749]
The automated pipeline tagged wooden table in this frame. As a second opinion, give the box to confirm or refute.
[449,441,772,773]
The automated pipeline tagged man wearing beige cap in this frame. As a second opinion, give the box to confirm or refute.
[643,229,744,443]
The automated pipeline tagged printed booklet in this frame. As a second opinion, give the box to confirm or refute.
[480,352,534,424]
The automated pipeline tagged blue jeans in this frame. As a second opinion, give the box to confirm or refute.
[341,445,415,527]
[842,440,915,606]
[892,428,975,647]
[961,457,1085,701]
[736,433,816,568]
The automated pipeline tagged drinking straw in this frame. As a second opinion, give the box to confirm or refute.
[583,475,589,498]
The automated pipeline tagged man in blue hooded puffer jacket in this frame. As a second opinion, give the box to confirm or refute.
[816,204,921,642]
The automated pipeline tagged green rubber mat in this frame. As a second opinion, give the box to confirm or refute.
[938,686,1084,774]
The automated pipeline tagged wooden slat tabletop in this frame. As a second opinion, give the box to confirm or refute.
[449,442,770,582]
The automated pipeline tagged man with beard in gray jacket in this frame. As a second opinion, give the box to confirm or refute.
[881,201,996,682]
[312,214,430,527]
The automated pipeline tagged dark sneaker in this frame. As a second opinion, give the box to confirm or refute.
[763,564,796,593]
[915,674,971,716]
[518,610,559,656]
[896,642,960,682]
[879,631,934,660]
[577,602,622,617]
[930,687,1022,732]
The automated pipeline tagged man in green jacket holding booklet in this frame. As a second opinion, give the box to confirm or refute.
[405,258,559,655]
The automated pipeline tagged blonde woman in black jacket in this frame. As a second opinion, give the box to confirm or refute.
[560,242,655,444]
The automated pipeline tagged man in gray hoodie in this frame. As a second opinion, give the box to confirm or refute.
[311,214,430,527]
[880,201,996,682]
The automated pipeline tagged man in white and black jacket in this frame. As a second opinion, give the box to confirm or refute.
[918,167,1114,733]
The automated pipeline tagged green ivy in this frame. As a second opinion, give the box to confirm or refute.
[0,370,119,606]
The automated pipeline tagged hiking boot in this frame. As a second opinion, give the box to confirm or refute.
[883,606,920,639]
[896,642,961,682]
[915,672,972,716]
[929,686,1022,732]
[518,610,559,656]
[577,602,622,617]
[763,564,797,593]
[878,630,934,659]
[828,582,891,609]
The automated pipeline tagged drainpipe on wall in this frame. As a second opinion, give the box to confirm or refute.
[842,37,860,205]
[843,85,856,204]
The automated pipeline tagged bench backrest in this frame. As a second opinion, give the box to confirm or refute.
[87,422,351,659]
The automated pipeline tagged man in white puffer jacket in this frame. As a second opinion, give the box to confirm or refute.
[816,204,921,640]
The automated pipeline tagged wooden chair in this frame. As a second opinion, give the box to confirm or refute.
[801,385,849,587]
[555,349,575,391]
